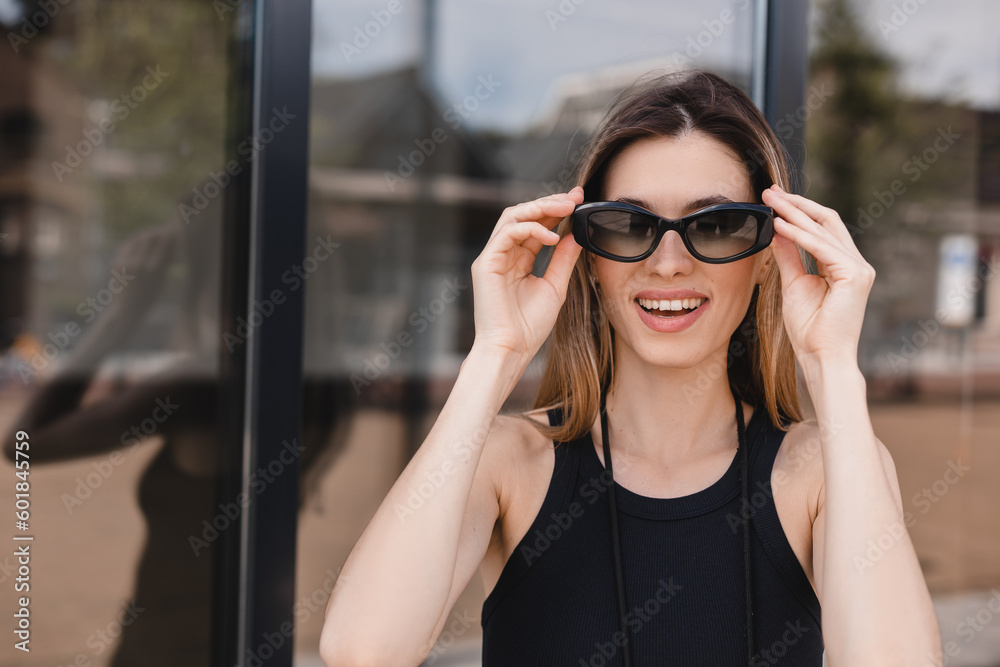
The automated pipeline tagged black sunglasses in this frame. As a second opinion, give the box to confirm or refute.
[572,200,774,264]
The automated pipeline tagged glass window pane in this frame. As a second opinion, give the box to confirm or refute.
[0,2,242,664]
[805,0,1000,659]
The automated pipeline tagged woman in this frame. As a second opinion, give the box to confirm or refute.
[320,70,940,666]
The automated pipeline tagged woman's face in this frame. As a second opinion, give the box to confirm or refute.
[593,131,771,369]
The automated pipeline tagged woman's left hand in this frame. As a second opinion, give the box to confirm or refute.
[761,184,876,364]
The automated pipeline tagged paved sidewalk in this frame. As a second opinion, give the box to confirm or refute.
[934,588,1000,666]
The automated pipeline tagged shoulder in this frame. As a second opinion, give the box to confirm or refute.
[481,410,559,518]
[772,418,826,524]
[483,410,554,460]
[774,417,901,522]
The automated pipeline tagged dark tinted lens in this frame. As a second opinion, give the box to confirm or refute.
[586,209,657,258]
[687,211,759,259]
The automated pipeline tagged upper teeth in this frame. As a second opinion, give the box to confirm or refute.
[638,297,706,311]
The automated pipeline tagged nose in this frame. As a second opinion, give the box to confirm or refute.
[643,229,696,278]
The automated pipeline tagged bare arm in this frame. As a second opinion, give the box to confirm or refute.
[319,345,523,666]
[2,373,212,463]
[319,188,585,667]
[762,185,939,664]
[806,359,940,664]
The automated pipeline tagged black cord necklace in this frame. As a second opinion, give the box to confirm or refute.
[599,382,755,666]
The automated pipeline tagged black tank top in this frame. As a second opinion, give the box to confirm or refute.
[481,404,824,665]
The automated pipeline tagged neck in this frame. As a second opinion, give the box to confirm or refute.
[600,339,750,468]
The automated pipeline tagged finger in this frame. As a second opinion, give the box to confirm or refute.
[763,188,846,252]
[521,223,553,256]
[491,220,561,258]
[542,232,584,297]
[773,216,856,276]
[767,186,858,250]
[507,191,576,218]
[489,195,578,243]
[523,190,580,254]
[769,229,806,293]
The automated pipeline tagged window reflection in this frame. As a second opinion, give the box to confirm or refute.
[0,2,236,664]
[805,0,1000,658]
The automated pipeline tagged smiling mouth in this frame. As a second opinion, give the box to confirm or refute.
[636,296,708,318]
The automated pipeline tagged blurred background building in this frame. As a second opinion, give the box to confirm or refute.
[0,0,998,665]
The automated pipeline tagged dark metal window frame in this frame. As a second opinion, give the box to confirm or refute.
[757,0,811,190]
[218,0,313,665]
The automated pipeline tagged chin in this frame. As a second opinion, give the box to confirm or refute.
[632,342,707,371]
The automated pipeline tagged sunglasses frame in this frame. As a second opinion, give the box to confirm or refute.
[572,200,775,264]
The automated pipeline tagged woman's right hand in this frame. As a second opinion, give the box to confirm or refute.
[470,186,585,364]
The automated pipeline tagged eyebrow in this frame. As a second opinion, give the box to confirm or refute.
[613,194,735,216]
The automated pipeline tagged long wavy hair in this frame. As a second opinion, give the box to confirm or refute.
[514,69,804,443]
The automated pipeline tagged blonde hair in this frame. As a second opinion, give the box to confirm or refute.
[514,69,803,443]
